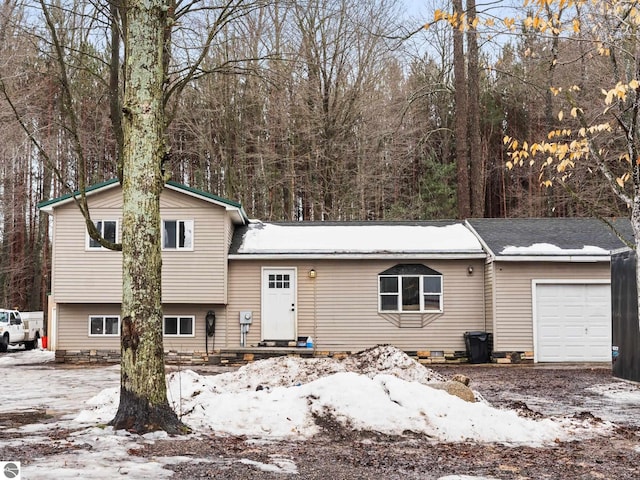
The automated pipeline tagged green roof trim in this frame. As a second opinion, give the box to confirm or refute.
[37,178,120,210]
[165,180,243,209]
[38,179,247,223]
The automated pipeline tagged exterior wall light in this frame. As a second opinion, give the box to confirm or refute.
[309,268,317,279]
[467,265,474,275]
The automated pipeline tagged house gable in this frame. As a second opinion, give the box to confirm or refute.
[41,181,247,304]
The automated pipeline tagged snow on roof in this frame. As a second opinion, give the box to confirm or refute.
[234,222,484,255]
[500,243,610,256]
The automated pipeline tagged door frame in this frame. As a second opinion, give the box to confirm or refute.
[532,279,611,363]
[260,266,298,341]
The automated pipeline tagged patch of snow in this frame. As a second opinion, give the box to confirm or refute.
[500,243,609,255]
[587,383,640,404]
[438,476,502,480]
[20,427,184,480]
[0,362,119,416]
[238,456,298,474]
[0,348,54,366]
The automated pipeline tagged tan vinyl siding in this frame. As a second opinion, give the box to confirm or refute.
[51,187,230,304]
[86,186,122,208]
[56,303,227,351]
[52,201,123,303]
[160,189,228,303]
[227,258,486,352]
[492,261,610,351]
[484,262,495,334]
[57,303,122,350]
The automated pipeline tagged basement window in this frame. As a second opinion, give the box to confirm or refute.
[164,316,195,337]
[89,315,120,336]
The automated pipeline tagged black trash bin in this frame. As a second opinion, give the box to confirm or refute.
[464,331,492,364]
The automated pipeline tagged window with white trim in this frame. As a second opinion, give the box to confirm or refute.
[378,264,443,313]
[162,220,193,250]
[89,315,120,336]
[163,316,195,336]
[88,220,117,249]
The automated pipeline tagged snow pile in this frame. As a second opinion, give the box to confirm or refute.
[194,345,445,394]
[76,345,609,445]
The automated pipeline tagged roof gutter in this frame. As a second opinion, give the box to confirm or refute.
[229,252,488,260]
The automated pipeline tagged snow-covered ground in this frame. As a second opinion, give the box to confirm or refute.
[0,346,637,479]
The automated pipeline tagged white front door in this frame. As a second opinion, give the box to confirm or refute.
[535,282,611,362]
[262,268,296,341]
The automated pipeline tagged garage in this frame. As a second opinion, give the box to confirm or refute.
[535,282,611,362]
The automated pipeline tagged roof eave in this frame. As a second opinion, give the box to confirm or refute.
[38,179,249,225]
[229,252,487,260]
[165,182,248,225]
[37,179,121,214]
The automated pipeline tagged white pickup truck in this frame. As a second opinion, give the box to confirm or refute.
[0,309,44,352]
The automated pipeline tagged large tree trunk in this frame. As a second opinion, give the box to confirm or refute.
[452,0,470,219]
[467,0,484,217]
[110,0,186,434]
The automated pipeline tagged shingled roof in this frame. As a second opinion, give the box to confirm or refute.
[466,218,631,259]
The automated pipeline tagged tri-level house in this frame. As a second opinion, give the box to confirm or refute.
[39,180,628,364]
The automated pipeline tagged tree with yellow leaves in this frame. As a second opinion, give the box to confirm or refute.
[504,1,637,226]
[504,0,640,321]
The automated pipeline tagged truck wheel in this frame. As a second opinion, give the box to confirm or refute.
[25,334,38,351]
[0,335,7,352]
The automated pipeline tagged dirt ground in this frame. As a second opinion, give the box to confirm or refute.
[4,364,640,479]
[148,365,640,479]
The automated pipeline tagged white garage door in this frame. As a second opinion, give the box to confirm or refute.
[535,283,611,362]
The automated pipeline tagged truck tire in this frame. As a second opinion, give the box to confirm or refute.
[25,333,39,350]
[0,334,7,352]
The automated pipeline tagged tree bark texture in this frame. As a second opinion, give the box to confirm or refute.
[466,0,484,217]
[452,0,470,219]
[110,0,185,434]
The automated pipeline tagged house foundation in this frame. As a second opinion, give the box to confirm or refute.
[53,347,492,365]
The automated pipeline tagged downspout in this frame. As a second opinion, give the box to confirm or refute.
[313,268,317,351]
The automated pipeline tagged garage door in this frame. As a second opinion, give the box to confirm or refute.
[535,283,611,362]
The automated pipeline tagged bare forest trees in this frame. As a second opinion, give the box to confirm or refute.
[0,1,54,311]
[0,1,632,427]
[1,0,632,316]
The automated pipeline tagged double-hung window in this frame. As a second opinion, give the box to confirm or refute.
[379,264,443,313]
[163,316,195,337]
[89,315,120,336]
[88,220,117,249]
[162,220,193,250]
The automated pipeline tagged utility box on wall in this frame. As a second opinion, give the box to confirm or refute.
[611,249,640,382]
